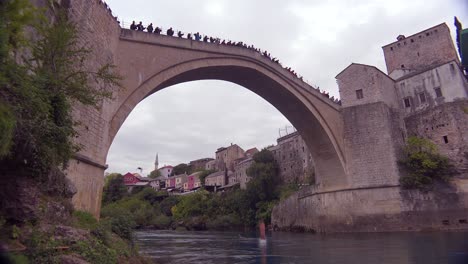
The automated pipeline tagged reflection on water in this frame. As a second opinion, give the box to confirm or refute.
[134,229,468,264]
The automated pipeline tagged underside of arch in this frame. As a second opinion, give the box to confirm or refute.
[108,57,348,190]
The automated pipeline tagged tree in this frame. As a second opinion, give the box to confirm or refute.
[0,2,121,179]
[172,163,192,175]
[102,174,127,204]
[399,136,455,189]
[148,169,161,179]
[244,149,281,223]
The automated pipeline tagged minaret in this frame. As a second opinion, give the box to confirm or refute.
[154,153,159,171]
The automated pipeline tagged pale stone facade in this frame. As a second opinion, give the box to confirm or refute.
[269,132,314,184]
[233,158,255,189]
[272,22,468,232]
[215,144,245,171]
[205,160,217,171]
[189,158,214,171]
[382,23,460,74]
[205,171,230,187]
[158,165,173,178]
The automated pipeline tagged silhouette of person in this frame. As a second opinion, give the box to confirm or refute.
[155,27,162,34]
[167,27,174,36]
[194,32,201,41]
[137,21,145,31]
[177,31,184,37]
[147,23,153,33]
[130,21,137,30]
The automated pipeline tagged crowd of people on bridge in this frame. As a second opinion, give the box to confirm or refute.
[127,20,341,106]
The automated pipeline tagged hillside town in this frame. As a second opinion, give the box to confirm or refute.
[122,128,314,194]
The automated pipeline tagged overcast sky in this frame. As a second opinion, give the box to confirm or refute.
[105,0,467,175]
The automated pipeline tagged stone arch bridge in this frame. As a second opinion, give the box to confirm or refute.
[66,1,349,217]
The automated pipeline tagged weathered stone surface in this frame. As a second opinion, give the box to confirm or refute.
[0,175,40,223]
[52,225,90,243]
[59,254,90,264]
[272,179,468,233]
[64,0,347,218]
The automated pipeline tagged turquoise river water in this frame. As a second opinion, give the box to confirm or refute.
[135,229,468,264]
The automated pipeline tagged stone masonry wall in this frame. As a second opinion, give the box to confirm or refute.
[65,0,121,217]
[342,102,404,188]
[382,23,459,74]
[270,132,314,184]
[404,100,468,173]
[272,179,468,233]
[337,64,398,109]
[395,62,468,116]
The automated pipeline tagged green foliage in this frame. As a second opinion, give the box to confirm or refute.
[100,204,135,241]
[134,187,167,205]
[72,238,117,264]
[153,215,172,229]
[8,254,29,264]
[171,191,211,221]
[102,174,126,204]
[172,163,192,175]
[246,149,280,202]
[278,184,299,201]
[148,169,161,179]
[25,227,62,263]
[0,103,15,157]
[0,2,121,180]
[159,196,180,216]
[399,136,455,189]
[11,224,20,239]
[104,173,122,188]
[72,210,98,230]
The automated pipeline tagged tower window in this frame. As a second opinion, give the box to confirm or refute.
[443,136,448,144]
[404,98,411,108]
[356,89,364,99]
[419,92,426,103]
[401,64,405,68]
[434,87,443,98]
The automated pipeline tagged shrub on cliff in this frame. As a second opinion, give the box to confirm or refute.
[0,0,121,179]
[399,136,455,189]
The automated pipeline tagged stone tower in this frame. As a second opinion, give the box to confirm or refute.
[154,153,159,171]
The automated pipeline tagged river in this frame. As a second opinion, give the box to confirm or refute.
[135,229,468,264]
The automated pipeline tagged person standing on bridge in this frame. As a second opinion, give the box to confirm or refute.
[194,32,201,41]
[177,31,184,38]
[187,33,192,40]
[137,21,145,31]
[154,27,162,34]
[130,21,137,30]
[147,23,154,33]
[167,27,174,36]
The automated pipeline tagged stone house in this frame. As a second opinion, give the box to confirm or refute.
[269,132,314,184]
[189,158,214,171]
[233,157,255,189]
[158,165,174,178]
[336,22,468,183]
[205,159,217,171]
[215,144,245,171]
[184,171,202,191]
[205,170,232,187]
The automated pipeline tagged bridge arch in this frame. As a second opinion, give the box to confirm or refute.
[108,51,348,190]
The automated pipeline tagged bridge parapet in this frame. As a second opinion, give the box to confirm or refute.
[119,28,341,111]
